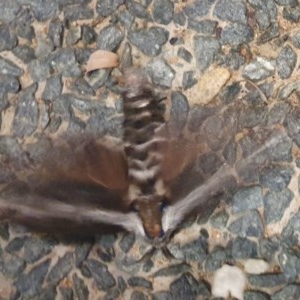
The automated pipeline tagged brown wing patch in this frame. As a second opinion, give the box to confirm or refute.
[39,137,129,191]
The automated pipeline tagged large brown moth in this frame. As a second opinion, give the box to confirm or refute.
[0,68,289,246]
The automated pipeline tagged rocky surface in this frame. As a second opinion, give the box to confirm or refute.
[0,0,300,299]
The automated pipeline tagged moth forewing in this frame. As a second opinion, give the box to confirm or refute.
[162,127,290,234]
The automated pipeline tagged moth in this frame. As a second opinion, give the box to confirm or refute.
[0,68,288,246]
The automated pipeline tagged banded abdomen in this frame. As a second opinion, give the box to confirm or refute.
[122,69,168,239]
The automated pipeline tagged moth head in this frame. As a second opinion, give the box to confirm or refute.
[131,195,168,240]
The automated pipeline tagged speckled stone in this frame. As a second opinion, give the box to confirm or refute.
[231,237,258,259]
[248,273,287,288]
[152,0,174,25]
[63,4,94,21]
[231,186,263,214]
[97,25,124,51]
[13,83,39,137]
[243,57,276,81]
[73,273,89,300]
[96,0,124,17]
[194,36,220,71]
[15,259,51,298]
[147,59,175,88]
[170,273,211,300]
[128,276,153,289]
[0,24,17,51]
[277,45,297,79]
[12,45,36,63]
[169,91,189,132]
[128,27,169,57]
[47,252,73,285]
[221,23,254,46]
[229,210,264,237]
[184,0,215,18]
[23,237,54,263]
[244,291,271,300]
[214,0,247,24]
[85,259,116,291]
[153,264,191,277]
[48,19,64,47]
[119,233,135,253]
[205,246,228,272]
[259,165,293,191]
[272,284,300,299]
[42,75,63,101]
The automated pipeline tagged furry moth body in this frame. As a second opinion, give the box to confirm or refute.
[0,68,290,243]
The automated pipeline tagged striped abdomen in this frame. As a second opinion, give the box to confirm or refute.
[122,70,168,239]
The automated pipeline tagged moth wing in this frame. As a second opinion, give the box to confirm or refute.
[40,137,129,192]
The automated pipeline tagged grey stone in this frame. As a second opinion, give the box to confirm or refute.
[73,273,89,300]
[0,1,21,23]
[177,47,192,63]
[194,36,220,71]
[82,25,96,45]
[13,83,39,137]
[170,273,211,300]
[59,287,73,300]
[147,59,175,88]
[96,246,115,262]
[214,0,247,24]
[221,23,253,46]
[243,57,275,81]
[35,286,57,300]
[48,19,64,47]
[128,1,151,19]
[277,45,297,79]
[187,19,217,34]
[278,248,300,281]
[152,0,174,25]
[0,25,17,51]
[229,210,264,237]
[127,276,153,289]
[258,23,280,44]
[248,0,277,31]
[153,264,190,277]
[47,252,73,284]
[48,48,81,77]
[75,241,93,267]
[264,189,294,224]
[27,0,58,21]
[12,45,36,63]
[169,91,189,132]
[0,57,23,77]
[259,165,293,191]
[211,209,229,229]
[272,285,300,299]
[24,237,54,264]
[275,0,298,5]
[4,257,25,278]
[42,75,63,101]
[247,273,287,288]
[173,11,186,26]
[244,291,272,300]
[231,237,258,259]
[184,0,215,19]
[28,58,51,82]
[152,291,174,300]
[283,6,300,22]
[0,75,19,94]
[118,9,135,29]
[285,110,300,147]
[63,4,94,21]
[66,25,82,46]
[188,106,217,132]
[128,27,169,57]
[71,78,95,96]
[231,186,263,214]
[290,31,300,48]
[120,42,133,69]
[205,246,228,272]
[119,233,135,253]
[131,291,147,300]
[85,259,116,291]
[96,0,124,17]
[15,259,51,298]
[97,25,124,51]
[268,102,291,125]
[5,237,27,253]
[239,106,267,128]
[182,71,197,90]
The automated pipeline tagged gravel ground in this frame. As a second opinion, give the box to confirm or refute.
[0,0,300,299]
